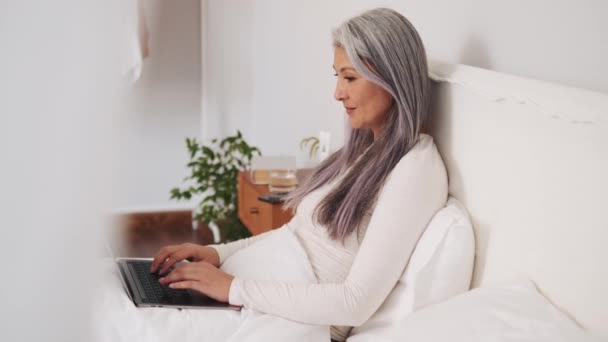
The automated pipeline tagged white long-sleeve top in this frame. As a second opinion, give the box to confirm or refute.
[210,134,448,341]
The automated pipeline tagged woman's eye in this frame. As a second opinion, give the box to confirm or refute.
[333,73,356,82]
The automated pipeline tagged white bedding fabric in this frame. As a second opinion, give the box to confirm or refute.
[92,228,328,342]
[351,279,603,342]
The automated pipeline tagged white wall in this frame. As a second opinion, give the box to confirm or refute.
[117,0,202,208]
[1,2,121,341]
[203,0,608,164]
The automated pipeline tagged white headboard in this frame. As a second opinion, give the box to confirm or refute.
[427,62,608,337]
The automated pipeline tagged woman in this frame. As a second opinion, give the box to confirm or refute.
[150,8,447,341]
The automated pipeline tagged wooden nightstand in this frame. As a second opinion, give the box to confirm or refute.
[237,169,313,235]
[111,210,214,257]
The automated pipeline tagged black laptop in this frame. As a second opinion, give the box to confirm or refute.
[115,258,240,311]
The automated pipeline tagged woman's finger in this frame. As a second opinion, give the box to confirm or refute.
[150,245,179,273]
[162,262,232,302]
[157,248,193,275]
[159,262,205,285]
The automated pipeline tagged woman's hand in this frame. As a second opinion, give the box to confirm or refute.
[158,261,234,303]
[150,243,220,275]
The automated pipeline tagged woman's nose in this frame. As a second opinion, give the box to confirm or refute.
[334,82,346,101]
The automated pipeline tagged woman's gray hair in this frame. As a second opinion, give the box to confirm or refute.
[284,8,431,241]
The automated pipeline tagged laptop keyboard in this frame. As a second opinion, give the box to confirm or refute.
[128,260,190,304]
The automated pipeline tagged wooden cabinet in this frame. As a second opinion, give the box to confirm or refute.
[237,172,294,235]
[111,210,214,257]
[237,169,313,235]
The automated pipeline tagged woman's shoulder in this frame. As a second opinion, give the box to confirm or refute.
[374,133,448,207]
[388,134,447,184]
[394,134,441,168]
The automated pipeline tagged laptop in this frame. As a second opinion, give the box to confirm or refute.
[109,244,239,310]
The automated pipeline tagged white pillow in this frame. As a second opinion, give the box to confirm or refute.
[352,279,602,342]
[350,196,475,338]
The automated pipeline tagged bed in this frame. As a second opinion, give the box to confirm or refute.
[426,61,608,339]
[94,63,608,341]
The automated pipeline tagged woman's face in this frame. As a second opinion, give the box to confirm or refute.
[333,47,393,139]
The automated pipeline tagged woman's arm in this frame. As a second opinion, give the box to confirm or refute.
[227,141,448,326]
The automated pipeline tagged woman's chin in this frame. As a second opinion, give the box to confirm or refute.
[347,117,360,129]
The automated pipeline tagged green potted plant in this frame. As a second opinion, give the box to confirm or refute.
[300,131,330,166]
[170,130,261,242]
[300,135,320,161]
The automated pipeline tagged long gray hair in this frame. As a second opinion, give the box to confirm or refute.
[284,8,431,241]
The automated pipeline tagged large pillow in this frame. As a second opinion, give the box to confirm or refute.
[351,279,603,342]
[350,196,475,338]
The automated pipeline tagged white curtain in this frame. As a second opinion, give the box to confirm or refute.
[122,0,150,83]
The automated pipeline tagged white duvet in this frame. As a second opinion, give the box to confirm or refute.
[92,229,329,342]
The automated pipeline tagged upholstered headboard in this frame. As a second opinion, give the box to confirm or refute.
[426,62,608,337]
